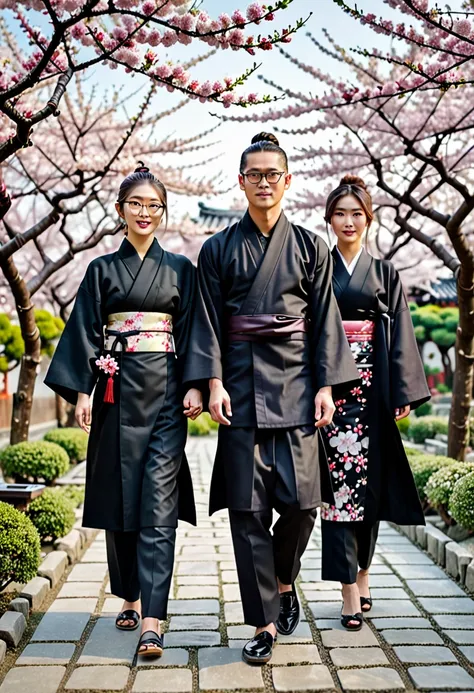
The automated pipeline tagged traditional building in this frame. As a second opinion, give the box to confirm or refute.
[410,277,458,307]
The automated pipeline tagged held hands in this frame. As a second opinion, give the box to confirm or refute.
[209,378,232,426]
[395,404,410,421]
[315,386,335,428]
[75,393,91,433]
[183,388,203,420]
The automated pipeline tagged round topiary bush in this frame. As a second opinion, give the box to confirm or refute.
[44,428,88,463]
[408,416,449,444]
[0,501,41,590]
[188,415,211,436]
[414,402,433,418]
[450,472,474,532]
[396,416,411,437]
[59,485,85,508]
[408,453,456,501]
[425,462,474,510]
[26,488,75,541]
[0,441,70,485]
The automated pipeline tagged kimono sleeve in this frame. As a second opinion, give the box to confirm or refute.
[182,238,224,387]
[45,261,104,405]
[172,256,197,382]
[388,266,431,410]
[310,238,360,392]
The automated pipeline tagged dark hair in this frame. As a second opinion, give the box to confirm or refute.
[324,174,373,228]
[240,132,288,172]
[117,161,168,229]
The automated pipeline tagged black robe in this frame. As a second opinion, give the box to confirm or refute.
[45,238,196,531]
[184,211,360,513]
[327,247,429,525]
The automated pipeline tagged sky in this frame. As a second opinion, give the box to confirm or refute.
[6,0,466,223]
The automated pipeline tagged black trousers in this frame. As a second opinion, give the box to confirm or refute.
[228,428,317,627]
[321,519,379,584]
[106,526,176,620]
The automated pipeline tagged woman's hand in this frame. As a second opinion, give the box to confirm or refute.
[395,404,411,421]
[183,388,203,420]
[75,393,91,433]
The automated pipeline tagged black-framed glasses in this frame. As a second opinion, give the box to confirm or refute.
[124,200,166,216]
[241,171,286,185]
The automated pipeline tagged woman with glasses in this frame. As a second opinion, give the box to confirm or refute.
[46,163,201,660]
[184,133,359,664]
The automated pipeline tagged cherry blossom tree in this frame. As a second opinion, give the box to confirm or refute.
[0,72,227,442]
[222,0,474,460]
[0,0,308,163]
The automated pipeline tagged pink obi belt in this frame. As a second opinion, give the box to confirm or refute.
[104,312,175,353]
[342,320,375,343]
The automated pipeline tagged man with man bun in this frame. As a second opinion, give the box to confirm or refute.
[184,133,359,664]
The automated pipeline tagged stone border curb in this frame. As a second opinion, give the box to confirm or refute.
[396,520,474,591]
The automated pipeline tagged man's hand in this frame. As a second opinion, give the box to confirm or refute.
[183,388,203,420]
[315,386,335,428]
[395,404,410,421]
[209,378,232,426]
[75,393,91,433]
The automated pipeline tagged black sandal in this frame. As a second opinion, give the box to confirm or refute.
[341,610,364,631]
[133,631,164,664]
[360,596,373,613]
[115,609,140,631]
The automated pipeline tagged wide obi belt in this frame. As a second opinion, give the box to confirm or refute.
[228,314,308,342]
[104,312,175,353]
[342,319,375,343]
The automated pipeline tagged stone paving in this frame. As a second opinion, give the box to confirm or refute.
[1,436,474,692]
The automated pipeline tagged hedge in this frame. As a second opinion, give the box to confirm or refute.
[408,416,449,444]
[414,402,433,418]
[408,453,456,501]
[188,413,219,436]
[44,428,88,463]
[27,488,76,541]
[0,441,70,485]
[0,501,41,590]
[59,485,85,508]
[396,416,411,437]
[425,462,474,510]
[450,472,474,532]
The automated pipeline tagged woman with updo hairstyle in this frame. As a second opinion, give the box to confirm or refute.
[184,134,359,664]
[320,174,430,631]
[46,163,202,660]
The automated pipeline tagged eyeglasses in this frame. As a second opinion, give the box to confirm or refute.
[124,200,165,216]
[241,171,286,185]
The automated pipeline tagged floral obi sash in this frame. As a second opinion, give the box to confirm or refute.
[104,312,175,353]
[342,320,375,344]
[99,312,174,404]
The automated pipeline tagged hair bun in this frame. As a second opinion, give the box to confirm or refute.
[251,132,280,147]
[340,174,367,190]
[134,160,150,173]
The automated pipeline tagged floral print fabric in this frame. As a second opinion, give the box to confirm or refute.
[104,312,175,353]
[321,320,374,522]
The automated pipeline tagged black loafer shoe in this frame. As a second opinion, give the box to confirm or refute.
[276,588,300,636]
[242,631,276,665]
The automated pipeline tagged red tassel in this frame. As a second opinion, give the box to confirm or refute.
[104,376,115,404]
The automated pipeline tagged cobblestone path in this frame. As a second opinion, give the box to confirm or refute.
[1,437,474,692]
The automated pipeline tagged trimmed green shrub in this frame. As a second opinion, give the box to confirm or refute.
[26,488,75,541]
[426,462,474,509]
[408,416,449,444]
[450,472,474,532]
[0,441,70,485]
[414,402,433,418]
[396,416,411,437]
[408,454,455,501]
[202,412,219,431]
[58,485,85,508]
[436,383,451,394]
[44,428,88,463]
[188,415,211,436]
[0,501,41,590]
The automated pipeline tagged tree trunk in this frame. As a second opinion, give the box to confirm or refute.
[55,393,76,428]
[440,350,453,389]
[448,263,474,460]
[0,256,41,444]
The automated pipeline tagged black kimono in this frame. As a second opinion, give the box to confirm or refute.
[184,211,359,627]
[320,248,430,584]
[45,238,196,532]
